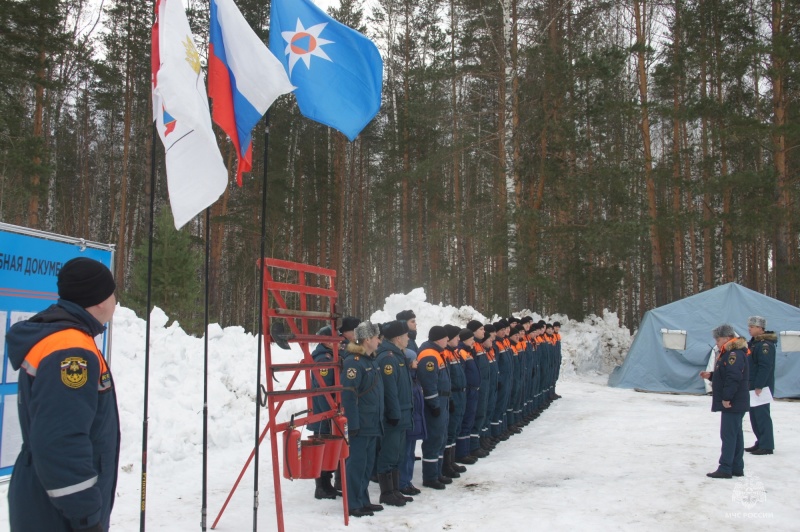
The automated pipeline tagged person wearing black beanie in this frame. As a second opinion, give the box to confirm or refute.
[397,310,419,353]
[416,326,452,489]
[7,257,119,532]
[466,320,483,333]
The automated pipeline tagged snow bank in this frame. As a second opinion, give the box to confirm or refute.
[371,289,632,377]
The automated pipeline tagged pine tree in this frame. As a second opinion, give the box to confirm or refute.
[128,209,204,335]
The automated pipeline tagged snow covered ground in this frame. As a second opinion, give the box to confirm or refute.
[1,290,798,531]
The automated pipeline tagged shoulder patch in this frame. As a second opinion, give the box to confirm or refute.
[320,368,329,377]
[762,345,769,355]
[61,357,88,389]
[728,354,736,365]
[384,364,393,376]
[346,367,357,380]
[426,361,435,372]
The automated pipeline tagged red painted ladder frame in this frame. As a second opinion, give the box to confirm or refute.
[211,258,349,530]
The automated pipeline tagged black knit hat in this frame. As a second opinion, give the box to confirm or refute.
[497,319,510,330]
[520,316,533,324]
[458,328,474,342]
[444,324,461,340]
[339,316,361,334]
[483,324,496,334]
[510,325,524,336]
[57,257,116,308]
[538,320,546,327]
[428,326,448,342]
[466,320,483,332]
[507,316,520,325]
[553,321,561,327]
[396,310,416,321]
[382,320,409,339]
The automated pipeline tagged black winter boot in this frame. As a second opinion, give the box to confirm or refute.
[315,476,336,500]
[378,472,406,506]
[392,469,413,502]
[449,447,467,473]
[442,448,461,478]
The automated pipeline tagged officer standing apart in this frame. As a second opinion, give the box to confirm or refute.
[699,324,750,479]
[7,257,120,532]
[745,316,776,456]
[341,321,385,517]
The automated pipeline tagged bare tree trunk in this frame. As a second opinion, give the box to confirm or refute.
[633,0,666,306]
[771,0,791,302]
[29,49,46,228]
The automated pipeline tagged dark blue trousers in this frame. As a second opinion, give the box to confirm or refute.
[749,403,775,450]
[346,435,377,511]
[458,388,478,457]
[376,425,405,473]
[421,396,449,481]
[399,436,417,488]
[718,411,745,474]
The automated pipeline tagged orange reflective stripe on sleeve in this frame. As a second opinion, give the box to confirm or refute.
[22,329,107,386]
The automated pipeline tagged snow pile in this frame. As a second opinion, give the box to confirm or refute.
[371,289,632,377]
[369,287,489,341]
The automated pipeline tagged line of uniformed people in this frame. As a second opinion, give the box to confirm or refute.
[311,311,563,517]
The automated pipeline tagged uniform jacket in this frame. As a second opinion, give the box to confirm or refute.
[376,339,414,429]
[709,338,750,413]
[445,347,467,391]
[748,332,776,392]
[341,343,385,436]
[416,341,451,412]
[459,344,481,390]
[7,300,120,532]
[404,348,427,440]
[309,343,336,433]
[406,331,419,354]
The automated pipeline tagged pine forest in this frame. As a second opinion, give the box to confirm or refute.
[1,0,798,334]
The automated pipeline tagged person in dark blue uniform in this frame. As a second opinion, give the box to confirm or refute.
[396,310,418,353]
[341,321,385,517]
[416,326,451,490]
[7,257,119,532]
[699,324,750,479]
[480,325,498,450]
[308,326,339,500]
[375,320,414,506]
[466,321,490,458]
[456,328,481,464]
[443,324,467,477]
[745,315,776,455]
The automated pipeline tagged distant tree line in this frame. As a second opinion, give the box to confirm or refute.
[1,0,798,334]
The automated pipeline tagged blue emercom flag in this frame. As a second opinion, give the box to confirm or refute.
[269,0,383,141]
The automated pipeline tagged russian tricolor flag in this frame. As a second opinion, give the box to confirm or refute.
[209,0,294,185]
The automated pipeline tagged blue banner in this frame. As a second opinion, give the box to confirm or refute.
[0,224,113,477]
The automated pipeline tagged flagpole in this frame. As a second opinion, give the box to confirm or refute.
[252,111,270,532]
[139,120,158,532]
[202,208,211,531]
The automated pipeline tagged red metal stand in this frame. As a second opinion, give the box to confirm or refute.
[211,258,349,530]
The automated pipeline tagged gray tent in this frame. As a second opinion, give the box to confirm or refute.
[608,283,800,398]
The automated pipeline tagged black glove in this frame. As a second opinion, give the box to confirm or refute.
[349,429,359,438]
[74,524,104,532]
[449,400,455,413]
[430,407,441,417]
[387,418,399,426]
